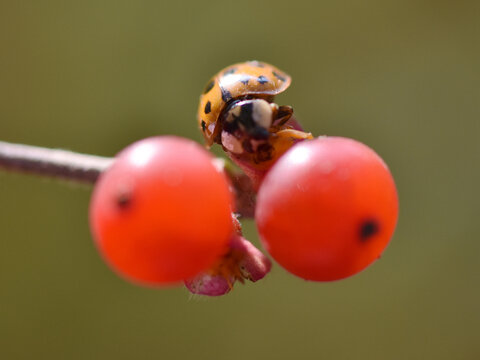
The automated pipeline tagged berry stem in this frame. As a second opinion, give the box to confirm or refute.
[0,141,113,183]
[0,140,255,217]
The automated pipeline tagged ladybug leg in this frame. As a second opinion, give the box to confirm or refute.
[272,105,293,127]
[275,128,313,140]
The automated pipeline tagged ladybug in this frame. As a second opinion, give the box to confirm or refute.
[197,61,311,166]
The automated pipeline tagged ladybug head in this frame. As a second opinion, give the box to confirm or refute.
[220,98,294,157]
[222,99,274,140]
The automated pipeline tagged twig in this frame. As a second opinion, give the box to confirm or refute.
[0,141,255,217]
[0,141,113,183]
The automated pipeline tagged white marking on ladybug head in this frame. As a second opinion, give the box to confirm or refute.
[251,99,273,129]
[221,132,243,154]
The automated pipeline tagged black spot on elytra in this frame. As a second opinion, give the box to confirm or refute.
[201,120,206,131]
[204,101,211,114]
[220,87,232,102]
[273,71,286,82]
[359,220,379,241]
[203,80,215,94]
[239,76,250,85]
[223,67,237,76]
[257,75,269,84]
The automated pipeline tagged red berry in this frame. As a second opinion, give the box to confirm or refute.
[89,136,234,286]
[255,137,398,281]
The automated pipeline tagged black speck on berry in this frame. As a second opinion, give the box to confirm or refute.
[201,120,206,131]
[116,192,131,209]
[359,220,379,241]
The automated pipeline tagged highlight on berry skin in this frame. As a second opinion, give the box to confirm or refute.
[255,136,399,282]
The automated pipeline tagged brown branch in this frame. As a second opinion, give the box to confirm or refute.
[0,141,255,217]
[0,141,113,183]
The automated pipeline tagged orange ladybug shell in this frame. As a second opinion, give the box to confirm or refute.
[198,61,292,145]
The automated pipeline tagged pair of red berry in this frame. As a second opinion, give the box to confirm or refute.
[89,135,398,290]
[89,61,398,295]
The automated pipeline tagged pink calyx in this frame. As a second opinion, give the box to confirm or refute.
[184,234,271,296]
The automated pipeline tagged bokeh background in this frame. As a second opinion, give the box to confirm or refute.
[1,1,479,359]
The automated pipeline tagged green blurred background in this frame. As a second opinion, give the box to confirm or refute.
[0,1,479,359]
